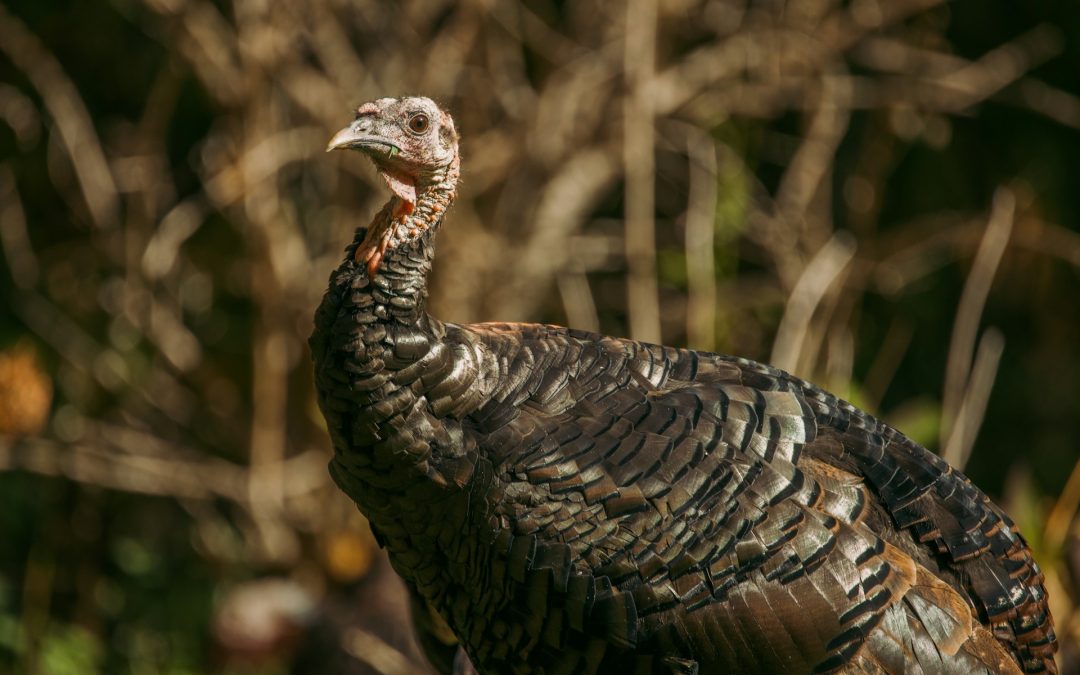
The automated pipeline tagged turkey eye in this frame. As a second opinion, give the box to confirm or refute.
[408,113,430,134]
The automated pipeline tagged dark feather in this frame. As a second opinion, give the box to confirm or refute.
[313,99,1056,675]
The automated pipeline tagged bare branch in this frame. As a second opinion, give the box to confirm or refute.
[343,627,423,675]
[685,130,719,351]
[931,25,1063,113]
[0,433,330,508]
[0,3,119,228]
[0,165,38,288]
[557,269,600,334]
[623,0,661,343]
[941,189,1014,448]
[942,328,1005,469]
[1012,79,1080,131]
[1044,457,1080,553]
[771,233,857,375]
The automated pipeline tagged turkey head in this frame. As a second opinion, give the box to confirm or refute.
[327,96,460,277]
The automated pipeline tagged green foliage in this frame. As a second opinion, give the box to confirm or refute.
[41,626,103,675]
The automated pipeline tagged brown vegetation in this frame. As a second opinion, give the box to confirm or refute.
[0,0,1078,672]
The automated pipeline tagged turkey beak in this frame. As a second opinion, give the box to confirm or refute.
[326,121,400,157]
[326,124,360,152]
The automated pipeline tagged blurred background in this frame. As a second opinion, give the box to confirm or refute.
[0,0,1078,672]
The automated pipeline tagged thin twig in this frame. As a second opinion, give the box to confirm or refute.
[772,72,852,288]
[0,165,38,288]
[862,317,914,411]
[771,232,857,374]
[1044,458,1080,553]
[685,130,718,351]
[557,269,600,334]
[942,328,1005,469]
[623,0,661,343]
[941,189,1014,449]
[1012,79,1080,131]
[0,3,119,229]
[342,627,421,675]
[0,433,331,509]
[931,25,1064,113]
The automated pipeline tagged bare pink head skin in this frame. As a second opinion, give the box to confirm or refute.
[327,96,460,277]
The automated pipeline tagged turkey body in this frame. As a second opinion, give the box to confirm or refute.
[311,230,1054,675]
[314,97,1056,674]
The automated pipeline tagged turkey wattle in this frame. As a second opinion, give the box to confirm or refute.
[311,96,1057,674]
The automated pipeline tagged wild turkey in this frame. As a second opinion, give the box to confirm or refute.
[312,96,1057,674]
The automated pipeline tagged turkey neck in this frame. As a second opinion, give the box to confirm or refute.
[316,156,491,552]
[351,155,459,319]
